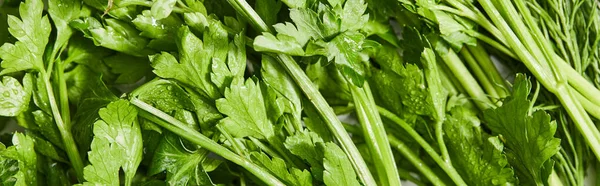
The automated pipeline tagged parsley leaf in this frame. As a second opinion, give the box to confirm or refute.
[0,75,32,117]
[0,0,51,75]
[445,107,516,185]
[148,133,215,185]
[483,74,561,185]
[216,78,274,140]
[151,0,177,20]
[0,133,38,186]
[48,0,82,54]
[285,130,325,180]
[71,18,153,57]
[81,100,143,185]
[0,143,18,186]
[251,152,313,186]
[150,26,222,100]
[322,142,360,186]
[103,54,151,84]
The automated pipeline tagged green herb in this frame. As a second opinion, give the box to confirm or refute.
[2,0,600,185]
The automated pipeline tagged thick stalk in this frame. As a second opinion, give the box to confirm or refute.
[388,135,446,186]
[477,0,600,161]
[223,0,376,184]
[377,106,467,186]
[350,83,401,186]
[40,71,84,181]
[131,99,285,186]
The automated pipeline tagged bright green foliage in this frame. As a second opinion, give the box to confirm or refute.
[323,142,361,186]
[151,26,226,100]
[445,107,516,185]
[483,75,561,185]
[1,0,599,185]
[0,144,19,186]
[151,0,177,19]
[0,133,38,186]
[81,100,143,185]
[148,133,215,185]
[216,78,274,140]
[71,17,153,57]
[254,0,372,86]
[0,0,50,75]
[251,152,313,186]
[0,75,32,117]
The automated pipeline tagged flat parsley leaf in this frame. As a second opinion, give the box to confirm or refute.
[254,0,372,86]
[151,0,177,20]
[150,26,223,100]
[48,0,82,54]
[216,78,274,140]
[0,142,19,186]
[148,133,215,186]
[285,130,325,180]
[250,152,313,186]
[81,100,143,185]
[0,75,33,117]
[445,107,515,185]
[0,133,38,186]
[0,0,51,75]
[483,74,561,185]
[322,142,360,186]
[71,18,153,57]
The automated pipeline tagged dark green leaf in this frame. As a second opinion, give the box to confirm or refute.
[483,74,561,185]
[445,107,516,185]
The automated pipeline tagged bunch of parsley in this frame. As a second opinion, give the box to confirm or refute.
[1,0,599,185]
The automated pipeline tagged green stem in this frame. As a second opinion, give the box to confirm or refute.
[40,71,84,181]
[573,88,600,120]
[222,0,376,182]
[377,106,467,186]
[459,47,500,100]
[439,49,493,110]
[217,125,246,156]
[276,54,375,185]
[466,44,509,97]
[556,58,600,107]
[249,137,283,159]
[131,98,285,186]
[350,83,400,186]
[55,61,71,135]
[478,0,600,161]
[388,135,446,186]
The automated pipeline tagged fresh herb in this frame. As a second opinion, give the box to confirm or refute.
[1,0,600,185]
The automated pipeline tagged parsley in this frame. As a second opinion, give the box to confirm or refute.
[2,0,600,185]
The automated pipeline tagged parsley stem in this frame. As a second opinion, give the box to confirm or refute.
[131,98,286,186]
[350,83,401,186]
[377,106,467,186]
[40,71,84,181]
[439,49,493,110]
[459,47,500,100]
[54,60,71,132]
[276,54,376,185]
[466,44,509,97]
[224,0,377,184]
[388,135,446,186]
[477,0,600,162]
